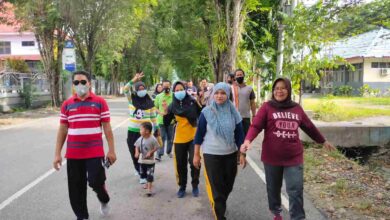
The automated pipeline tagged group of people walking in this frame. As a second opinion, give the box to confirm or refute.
[54,69,335,220]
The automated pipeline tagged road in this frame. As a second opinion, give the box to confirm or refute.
[0,97,327,220]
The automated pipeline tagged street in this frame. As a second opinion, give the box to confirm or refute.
[0,97,327,220]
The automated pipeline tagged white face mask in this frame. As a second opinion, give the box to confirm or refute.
[137,90,147,97]
[75,84,88,97]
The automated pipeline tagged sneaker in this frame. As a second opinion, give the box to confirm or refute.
[273,215,282,220]
[134,171,140,176]
[155,157,161,162]
[177,188,186,198]
[100,202,110,216]
[139,178,147,184]
[192,187,199,197]
[167,153,173,158]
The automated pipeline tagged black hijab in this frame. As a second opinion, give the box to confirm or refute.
[170,81,200,127]
[153,83,162,96]
[269,77,298,109]
[131,81,154,110]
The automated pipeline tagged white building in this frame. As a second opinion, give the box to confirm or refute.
[319,27,390,94]
[0,3,41,73]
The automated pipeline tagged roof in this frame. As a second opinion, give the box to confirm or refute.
[0,55,41,61]
[326,27,390,59]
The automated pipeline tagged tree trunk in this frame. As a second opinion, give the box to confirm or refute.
[208,0,245,83]
[218,50,230,82]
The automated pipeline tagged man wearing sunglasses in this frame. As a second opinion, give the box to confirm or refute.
[53,70,117,220]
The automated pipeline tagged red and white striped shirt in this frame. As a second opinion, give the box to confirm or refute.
[60,92,110,159]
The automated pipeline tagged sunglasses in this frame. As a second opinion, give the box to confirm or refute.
[73,80,87,86]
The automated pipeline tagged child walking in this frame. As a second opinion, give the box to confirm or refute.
[134,122,160,196]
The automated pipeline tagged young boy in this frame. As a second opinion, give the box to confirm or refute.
[134,122,160,196]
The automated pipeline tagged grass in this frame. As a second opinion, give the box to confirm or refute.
[302,96,390,121]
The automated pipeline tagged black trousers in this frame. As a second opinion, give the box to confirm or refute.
[203,152,237,220]
[127,130,141,174]
[242,118,251,136]
[67,157,110,220]
[264,164,305,220]
[174,140,200,189]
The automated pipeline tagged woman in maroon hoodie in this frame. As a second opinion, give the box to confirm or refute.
[240,78,335,220]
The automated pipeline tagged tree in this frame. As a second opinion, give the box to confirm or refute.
[200,0,259,82]
[11,0,69,107]
[241,0,280,98]
[282,0,357,103]
[335,0,390,37]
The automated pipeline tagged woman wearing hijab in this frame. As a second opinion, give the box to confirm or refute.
[193,82,246,220]
[124,72,159,184]
[240,78,335,220]
[162,81,202,198]
[152,83,163,99]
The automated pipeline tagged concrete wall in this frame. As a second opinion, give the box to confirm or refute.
[300,126,390,148]
[0,92,51,112]
[0,33,40,56]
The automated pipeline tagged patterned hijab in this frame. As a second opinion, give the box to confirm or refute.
[202,82,242,146]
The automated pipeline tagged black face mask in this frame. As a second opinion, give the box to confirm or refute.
[236,77,244,84]
[164,87,170,93]
[227,80,233,84]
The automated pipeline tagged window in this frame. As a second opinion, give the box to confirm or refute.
[372,62,390,68]
[0,41,11,54]
[22,41,35,47]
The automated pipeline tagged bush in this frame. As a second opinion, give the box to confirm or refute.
[6,58,30,73]
[359,84,380,97]
[334,85,353,96]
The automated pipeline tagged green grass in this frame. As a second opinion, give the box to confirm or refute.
[302,96,390,121]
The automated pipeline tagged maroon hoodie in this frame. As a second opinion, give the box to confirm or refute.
[245,102,325,166]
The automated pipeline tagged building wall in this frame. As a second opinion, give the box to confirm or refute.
[0,33,40,56]
[363,57,390,82]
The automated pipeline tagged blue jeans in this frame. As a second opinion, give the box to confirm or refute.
[264,163,305,220]
[158,124,174,157]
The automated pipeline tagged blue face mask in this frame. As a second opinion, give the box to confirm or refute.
[137,90,147,98]
[174,91,186,100]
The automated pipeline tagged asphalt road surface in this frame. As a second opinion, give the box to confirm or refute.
[0,97,327,220]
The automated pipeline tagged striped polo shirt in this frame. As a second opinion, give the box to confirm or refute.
[60,92,110,159]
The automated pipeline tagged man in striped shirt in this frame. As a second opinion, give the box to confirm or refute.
[53,70,116,220]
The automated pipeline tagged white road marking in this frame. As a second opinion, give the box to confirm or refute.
[0,118,128,211]
[246,155,289,210]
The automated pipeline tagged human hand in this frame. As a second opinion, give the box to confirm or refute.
[135,151,139,159]
[106,150,117,165]
[53,154,62,171]
[240,153,247,169]
[323,141,336,151]
[132,72,144,82]
[146,151,153,159]
[193,154,201,169]
[240,140,251,153]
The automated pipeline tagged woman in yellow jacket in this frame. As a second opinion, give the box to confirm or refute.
[163,81,202,198]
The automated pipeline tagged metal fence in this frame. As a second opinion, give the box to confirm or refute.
[0,72,50,96]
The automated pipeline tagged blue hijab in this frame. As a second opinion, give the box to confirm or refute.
[202,82,242,146]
